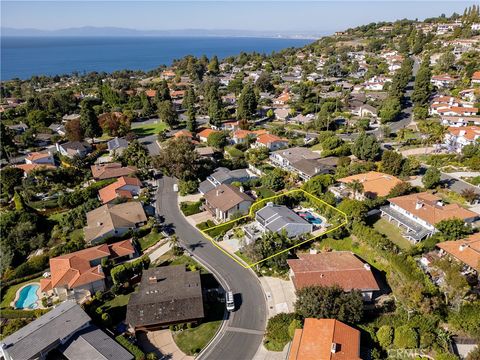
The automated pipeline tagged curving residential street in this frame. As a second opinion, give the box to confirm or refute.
[155,176,267,360]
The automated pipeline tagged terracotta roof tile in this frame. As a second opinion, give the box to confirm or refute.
[338,171,403,197]
[437,233,480,271]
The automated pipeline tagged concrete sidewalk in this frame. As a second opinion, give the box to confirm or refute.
[148,241,172,262]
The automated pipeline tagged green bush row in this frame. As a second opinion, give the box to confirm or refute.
[115,334,146,360]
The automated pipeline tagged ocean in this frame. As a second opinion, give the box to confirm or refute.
[1,36,313,80]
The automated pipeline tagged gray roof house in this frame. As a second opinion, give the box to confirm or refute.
[107,137,129,155]
[269,147,336,180]
[126,266,204,331]
[0,300,132,360]
[246,203,313,240]
[199,167,257,194]
[48,123,66,136]
[56,141,92,158]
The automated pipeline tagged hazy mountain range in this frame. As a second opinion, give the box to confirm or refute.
[1,26,323,39]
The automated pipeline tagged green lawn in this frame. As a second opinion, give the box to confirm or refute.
[180,201,203,217]
[173,320,222,356]
[373,218,412,250]
[253,187,275,199]
[138,231,164,251]
[100,292,132,325]
[310,143,323,151]
[1,277,43,309]
[131,121,169,136]
[234,250,253,265]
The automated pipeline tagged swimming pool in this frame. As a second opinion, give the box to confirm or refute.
[15,284,40,309]
[298,211,323,225]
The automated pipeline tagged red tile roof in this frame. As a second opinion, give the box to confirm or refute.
[288,318,361,360]
[174,130,193,138]
[338,171,403,197]
[16,163,56,174]
[437,233,480,271]
[197,128,219,139]
[91,163,137,180]
[98,176,142,204]
[472,71,480,81]
[287,251,379,292]
[41,240,135,292]
[256,133,288,145]
[448,126,480,141]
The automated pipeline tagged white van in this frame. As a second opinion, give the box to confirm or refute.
[225,291,235,312]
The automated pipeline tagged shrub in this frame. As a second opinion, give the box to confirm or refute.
[178,179,198,196]
[264,313,296,351]
[377,325,393,349]
[111,256,150,284]
[180,201,202,216]
[393,325,418,349]
[288,319,302,339]
[115,335,145,360]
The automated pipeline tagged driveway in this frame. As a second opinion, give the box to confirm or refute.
[138,330,193,360]
[156,176,267,360]
[260,277,296,318]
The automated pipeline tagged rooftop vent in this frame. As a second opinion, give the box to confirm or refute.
[459,244,469,252]
[415,201,423,210]
[148,276,157,283]
[364,263,371,271]
[331,343,338,353]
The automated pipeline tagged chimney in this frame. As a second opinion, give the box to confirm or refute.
[364,263,371,271]
[331,343,338,353]
[148,276,157,283]
[415,201,423,210]
[309,249,317,255]
[459,244,468,252]
[97,265,103,273]
[239,186,244,193]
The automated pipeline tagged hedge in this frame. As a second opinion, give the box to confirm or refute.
[115,335,145,360]
[1,308,50,319]
[110,256,150,284]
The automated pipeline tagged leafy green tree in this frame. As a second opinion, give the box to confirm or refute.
[154,80,171,102]
[422,167,441,189]
[178,179,199,196]
[261,169,286,191]
[26,110,49,128]
[377,325,394,349]
[154,137,199,180]
[379,96,401,123]
[208,55,220,75]
[393,326,418,349]
[337,199,368,223]
[158,100,178,127]
[118,140,151,171]
[346,180,364,199]
[1,167,24,197]
[436,218,472,241]
[237,82,258,120]
[255,72,274,92]
[449,302,480,338]
[381,150,404,176]
[352,132,381,161]
[263,313,297,351]
[0,122,16,160]
[207,131,228,149]
[302,174,335,197]
[294,285,363,323]
[436,52,456,73]
[80,99,102,138]
[412,58,432,108]
[244,230,292,271]
[184,87,197,132]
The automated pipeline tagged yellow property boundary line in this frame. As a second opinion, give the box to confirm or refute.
[198,189,348,269]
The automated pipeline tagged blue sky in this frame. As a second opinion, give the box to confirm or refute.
[2,1,478,33]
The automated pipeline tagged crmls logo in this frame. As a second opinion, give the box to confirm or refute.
[387,349,434,359]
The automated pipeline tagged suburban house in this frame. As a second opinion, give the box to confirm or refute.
[364,75,391,90]
[231,129,267,145]
[0,300,133,360]
[107,137,129,155]
[445,126,480,152]
[437,106,478,117]
[437,233,480,275]
[174,129,194,140]
[351,104,378,118]
[203,184,253,221]
[274,108,291,121]
[431,74,458,88]
[6,122,28,134]
[334,171,403,199]
[471,70,480,85]
[25,152,55,165]
[441,116,480,127]
[269,147,337,180]
[287,318,361,360]
[91,162,137,180]
[56,141,92,158]
[198,167,257,194]
[245,203,313,241]
[49,123,66,136]
[126,266,204,331]
[98,176,142,204]
[273,90,291,106]
[84,202,148,244]
[40,240,135,300]
[381,192,478,243]
[287,251,380,301]
[16,162,56,176]
[253,133,289,151]
[197,128,219,143]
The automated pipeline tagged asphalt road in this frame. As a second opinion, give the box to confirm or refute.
[156,176,267,360]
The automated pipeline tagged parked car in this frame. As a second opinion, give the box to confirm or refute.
[226,291,235,312]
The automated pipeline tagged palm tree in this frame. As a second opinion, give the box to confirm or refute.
[169,234,181,255]
[346,180,364,199]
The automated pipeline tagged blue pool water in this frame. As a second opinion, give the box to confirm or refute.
[299,212,323,225]
[15,284,39,309]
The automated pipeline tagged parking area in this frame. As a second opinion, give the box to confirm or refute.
[259,276,296,318]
